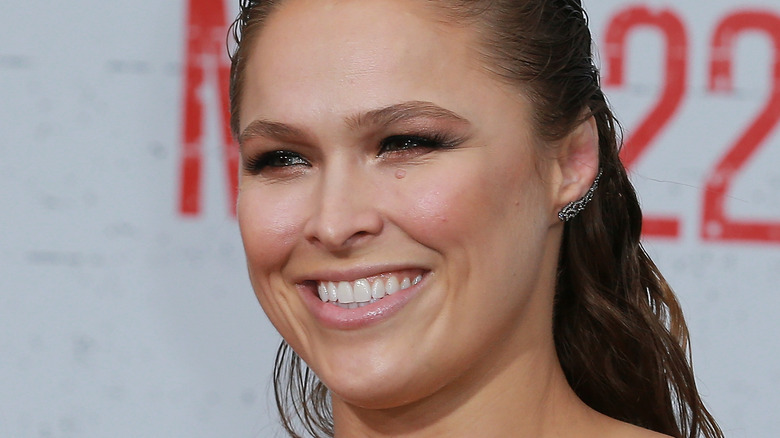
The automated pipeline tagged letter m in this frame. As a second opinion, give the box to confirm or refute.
[178,0,237,216]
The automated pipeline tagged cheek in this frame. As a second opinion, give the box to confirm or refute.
[398,156,538,243]
[237,186,311,338]
[237,187,306,273]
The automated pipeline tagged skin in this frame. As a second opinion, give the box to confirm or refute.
[236,0,668,436]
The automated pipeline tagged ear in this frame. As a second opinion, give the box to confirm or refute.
[552,115,600,219]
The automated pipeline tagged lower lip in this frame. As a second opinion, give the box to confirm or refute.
[298,275,428,330]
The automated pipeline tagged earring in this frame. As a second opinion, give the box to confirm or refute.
[558,169,602,222]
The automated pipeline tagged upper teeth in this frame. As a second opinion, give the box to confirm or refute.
[317,274,423,308]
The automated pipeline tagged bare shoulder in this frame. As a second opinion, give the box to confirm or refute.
[587,410,673,438]
[606,420,673,438]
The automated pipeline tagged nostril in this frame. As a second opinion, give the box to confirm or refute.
[342,230,375,247]
[305,208,384,251]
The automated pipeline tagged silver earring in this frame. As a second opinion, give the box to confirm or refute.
[558,169,602,222]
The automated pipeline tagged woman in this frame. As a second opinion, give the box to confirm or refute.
[229,0,723,437]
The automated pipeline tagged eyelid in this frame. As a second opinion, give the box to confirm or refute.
[243,149,311,175]
[377,132,464,156]
[240,128,469,173]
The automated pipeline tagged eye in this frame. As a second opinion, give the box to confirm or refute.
[378,134,450,156]
[243,150,310,175]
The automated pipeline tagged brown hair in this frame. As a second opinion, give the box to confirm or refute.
[229,1,723,437]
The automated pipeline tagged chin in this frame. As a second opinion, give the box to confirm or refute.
[315,350,456,412]
[328,376,437,411]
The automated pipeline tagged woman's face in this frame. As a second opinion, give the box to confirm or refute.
[238,0,567,409]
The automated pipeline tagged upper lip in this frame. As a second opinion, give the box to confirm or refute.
[292,264,429,284]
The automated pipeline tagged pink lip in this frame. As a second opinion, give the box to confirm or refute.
[297,270,429,330]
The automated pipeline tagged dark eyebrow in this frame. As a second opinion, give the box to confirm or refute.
[238,101,469,147]
[346,101,470,130]
[238,119,306,147]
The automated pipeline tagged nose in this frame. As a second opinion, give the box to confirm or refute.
[303,162,384,252]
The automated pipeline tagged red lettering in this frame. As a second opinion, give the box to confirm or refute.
[604,6,688,238]
[179,0,237,216]
[703,10,780,242]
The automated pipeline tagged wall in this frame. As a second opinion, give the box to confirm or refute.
[1,0,778,436]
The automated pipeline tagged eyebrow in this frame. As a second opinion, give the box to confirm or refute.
[345,101,470,130]
[238,119,306,147]
[238,101,469,146]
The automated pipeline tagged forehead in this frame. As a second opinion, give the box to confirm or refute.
[240,0,489,126]
[255,0,465,66]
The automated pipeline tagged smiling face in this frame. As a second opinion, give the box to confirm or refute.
[237,0,571,412]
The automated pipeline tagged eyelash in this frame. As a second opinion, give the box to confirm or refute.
[243,150,310,175]
[243,133,458,175]
[378,133,455,156]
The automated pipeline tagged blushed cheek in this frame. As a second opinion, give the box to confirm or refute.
[400,170,491,242]
[398,161,538,246]
[237,191,306,273]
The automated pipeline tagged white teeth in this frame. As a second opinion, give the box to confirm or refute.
[316,273,422,304]
[371,279,386,299]
[353,279,371,302]
[334,301,372,309]
[385,276,400,295]
[327,282,338,302]
[317,283,328,301]
[337,281,355,303]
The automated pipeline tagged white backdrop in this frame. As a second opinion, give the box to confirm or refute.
[1,0,778,437]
